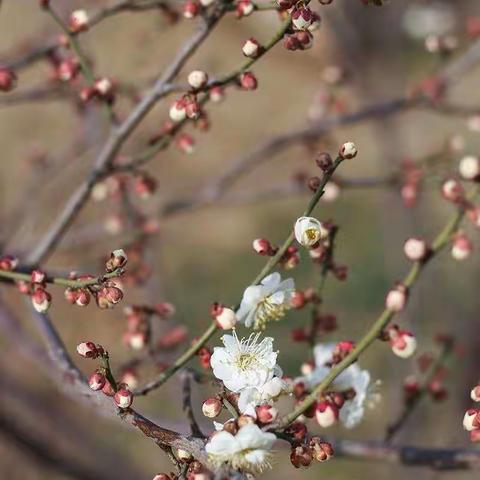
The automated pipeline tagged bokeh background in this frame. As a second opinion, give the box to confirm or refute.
[1,0,480,479]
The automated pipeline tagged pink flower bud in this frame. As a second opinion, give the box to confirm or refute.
[403,237,428,261]
[88,372,106,391]
[295,31,314,50]
[256,404,278,424]
[467,206,480,229]
[202,397,222,418]
[451,233,473,261]
[339,141,358,159]
[471,385,480,402]
[75,289,91,307]
[284,34,300,51]
[31,288,52,313]
[213,305,237,330]
[124,331,148,350]
[114,386,133,409]
[102,380,116,397]
[183,1,200,19]
[242,38,261,58]
[292,6,314,30]
[0,67,17,92]
[106,249,128,272]
[188,70,208,89]
[291,290,307,309]
[134,174,157,199]
[31,269,46,284]
[176,133,195,154]
[209,86,225,103]
[385,284,408,312]
[236,0,254,17]
[252,238,274,255]
[169,99,187,122]
[463,408,480,431]
[285,421,307,441]
[390,330,417,358]
[315,400,338,428]
[153,475,171,480]
[69,9,89,33]
[239,71,257,91]
[185,100,202,119]
[470,429,480,443]
[77,341,99,358]
[0,255,18,271]
[94,77,115,102]
[441,178,464,203]
[459,155,480,181]
[56,58,80,82]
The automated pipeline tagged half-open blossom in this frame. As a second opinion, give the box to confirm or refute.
[238,376,289,414]
[236,272,294,330]
[205,423,276,473]
[294,216,328,247]
[298,343,374,428]
[210,332,280,392]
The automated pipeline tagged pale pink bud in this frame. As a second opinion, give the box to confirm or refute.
[176,133,195,154]
[202,397,222,418]
[0,255,18,271]
[76,341,99,358]
[471,385,480,402]
[188,70,208,89]
[463,409,480,431]
[236,0,254,17]
[451,233,473,261]
[252,238,274,255]
[169,99,187,122]
[57,58,80,82]
[256,404,278,424]
[315,400,338,428]
[31,288,52,313]
[322,181,341,203]
[385,284,408,312]
[185,100,201,119]
[120,369,139,389]
[442,178,464,203]
[239,71,257,91]
[114,386,133,409]
[153,475,171,480]
[209,86,225,103]
[214,306,237,330]
[339,141,357,159]
[390,330,417,358]
[183,1,200,19]
[64,287,78,304]
[292,6,314,30]
[459,155,480,181]
[88,372,106,391]
[0,67,17,92]
[403,237,428,261]
[31,269,46,284]
[69,9,89,33]
[242,38,261,58]
[125,331,147,350]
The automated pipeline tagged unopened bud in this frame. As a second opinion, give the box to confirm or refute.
[202,397,222,418]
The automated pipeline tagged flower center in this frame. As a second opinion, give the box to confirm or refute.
[236,353,256,370]
[304,227,319,242]
[253,296,289,330]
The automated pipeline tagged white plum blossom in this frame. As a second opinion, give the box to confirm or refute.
[210,332,281,393]
[238,376,290,415]
[294,216,328,247]
[205,423,277,473]
[298,343,376,429]
[236,272,295,330]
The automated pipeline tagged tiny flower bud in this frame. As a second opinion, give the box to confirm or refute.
[0,67,17,92]
[31,288,52,313]
[315,400,338,428]
[339,141,358,159]
[310,437,334,462]
[239,71,257,91]
[451,233,473,261]
[236,0,254,17]
[256,404,278,424]
[290,445,313,468]
[114,386,133,409]
[188,70,208,89]
[0,255,18,271]
[185,100,202,119]
[69,9,89,33]
[183,1,200,19]
[214,305,237,330]
[315,152,333,171]
[88,372,106,391]
[153,475,171,480]
[121,369,139,389]
[463,409,480,431]
[56,58,80,82]
[76,341,99,358]
[209,86,224,103]
[102,380,116,397]
[252,238,275,256]
[291,290,307,309]
[294,216,328,247]
[169,99,187,122]
[471,429,480,443]
[390,330,417,358]
[237,414,256,428]
[176,133,195,154]
[31,269,46,284]
[459,155,480,181]
[202,397,222,418]
[385,284,408,312]
[242,38,261,58]
[75,289,91,307]
[322,181,341,202]
[285,421,307,441]
[292,6,314,30]
[106,249,128,272]
[403,237,428,262]
[471,385,480,402]
[442,178,464,203]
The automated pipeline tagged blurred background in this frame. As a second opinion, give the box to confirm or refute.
[1,0,480,478]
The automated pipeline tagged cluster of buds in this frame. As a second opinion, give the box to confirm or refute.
[29,270,52,313]
[169,92,204,123]
[281,5,320,51]
[182,0,217,19]
[463,387,480,442]
[289,435,333,468]
[123,302,175,350]
[400,158,423,207]
[0,66,17,92]
[210,303,237,330]
[385,325,417,359]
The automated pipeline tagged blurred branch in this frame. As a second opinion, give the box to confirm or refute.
[181,370,204,438]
